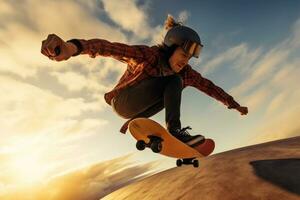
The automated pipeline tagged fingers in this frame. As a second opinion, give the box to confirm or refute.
[41,34,62,59]
[240,111,246,115]
[45,35,59,56]
[41,40,49,57]
[52,56,66,62]
[239,107,248,115]
[244,107,248,115]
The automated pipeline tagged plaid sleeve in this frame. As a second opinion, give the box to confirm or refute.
[71,38,153,62]
[183,66,240,109]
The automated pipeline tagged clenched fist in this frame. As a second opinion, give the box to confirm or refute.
[236,106,248,115]
[41,34,77,61]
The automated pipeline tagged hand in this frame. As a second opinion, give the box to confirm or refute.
[41,34,75,62]
[236,106,248,115]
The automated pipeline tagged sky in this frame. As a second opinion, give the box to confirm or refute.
[0,0,299,198]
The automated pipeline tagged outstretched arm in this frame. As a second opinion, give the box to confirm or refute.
[41,34,154,64]
[74,38,151,61]
[182,66,248,115]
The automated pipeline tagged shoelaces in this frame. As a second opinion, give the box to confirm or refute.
[179,126,192,136]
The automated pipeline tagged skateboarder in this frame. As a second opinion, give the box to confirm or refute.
[41,15,248,147]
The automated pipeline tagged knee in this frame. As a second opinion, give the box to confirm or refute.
[111,98,135,119]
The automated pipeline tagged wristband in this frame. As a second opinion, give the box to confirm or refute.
[66,39,83,56]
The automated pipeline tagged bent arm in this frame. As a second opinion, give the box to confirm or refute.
[185,67,240,109]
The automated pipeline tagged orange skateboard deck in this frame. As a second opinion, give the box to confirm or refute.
[128,118,215,167]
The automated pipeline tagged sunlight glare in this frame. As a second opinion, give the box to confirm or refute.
[10,153,47,184]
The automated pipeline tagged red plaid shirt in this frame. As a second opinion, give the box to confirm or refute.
[75,38,240,133]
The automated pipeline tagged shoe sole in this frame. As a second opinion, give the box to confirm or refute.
[187,136,205,147]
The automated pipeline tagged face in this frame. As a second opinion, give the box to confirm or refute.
[169,47,192,73]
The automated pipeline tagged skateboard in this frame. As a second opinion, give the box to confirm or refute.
[128,118,215,168]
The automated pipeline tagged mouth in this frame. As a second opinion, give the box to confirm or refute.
[176,64,182,69]
[177,64,185,71]
[171,63,183,72]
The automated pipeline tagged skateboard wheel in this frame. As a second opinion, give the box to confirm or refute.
[176,159,183,167]
[193,160,199,168]
[150,140,162,153]
[136,140,146,151]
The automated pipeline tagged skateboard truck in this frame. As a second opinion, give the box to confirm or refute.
[176,158,199,168]
[136,135,199,168]
[136,135,163,153]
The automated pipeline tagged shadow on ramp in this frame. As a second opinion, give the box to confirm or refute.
[250,158,300,195]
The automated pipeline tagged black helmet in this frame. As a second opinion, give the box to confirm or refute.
[164,25,203,58]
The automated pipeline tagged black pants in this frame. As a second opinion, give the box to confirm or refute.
[111,74,183,132]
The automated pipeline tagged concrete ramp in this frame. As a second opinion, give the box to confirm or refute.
[102,136,300,200]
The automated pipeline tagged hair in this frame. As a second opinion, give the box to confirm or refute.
[164,14,183,31]
[157,14,183,59]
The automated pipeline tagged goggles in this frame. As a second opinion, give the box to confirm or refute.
[182,40,203,58]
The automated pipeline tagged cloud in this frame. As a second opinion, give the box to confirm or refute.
[225,19,300,144]
[265,92,287,115]
[0,72,109,185]
[178,10,190,24]
[231,18,300,98]
[249,104,300,144]
[243,87,271,112]
[101,0,154,41]
[231,46,290,98]
[290,18,300,47]
[201,43,262,76]
[250,65,300,143]
[0,75,106,141]
[52,71,88,92]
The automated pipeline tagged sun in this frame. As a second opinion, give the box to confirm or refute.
[10,153,47,184]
